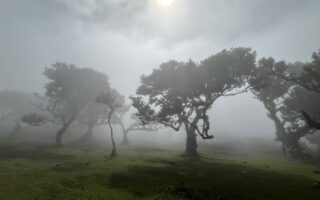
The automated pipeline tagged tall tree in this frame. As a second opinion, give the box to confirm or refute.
[132,48,256,159]
[97,88,123,159]
[44,63,109,147]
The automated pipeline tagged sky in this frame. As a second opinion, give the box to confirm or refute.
[1,0,320,140]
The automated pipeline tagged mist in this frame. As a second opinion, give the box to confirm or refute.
[1,0,320,199]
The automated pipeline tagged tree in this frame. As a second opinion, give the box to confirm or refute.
[115,112,157,147]
[105,103,158,147]
[250,58,291,154]
[76,102,108,145]
[251,58,318,157]
[0,90,35,139]
[260,50,320,129]
[281,86,320,154]
[77,95,145,148]
[43,63,109,147]
[131,48,257,159]
[97,88,123,159]
[108,104,131,146]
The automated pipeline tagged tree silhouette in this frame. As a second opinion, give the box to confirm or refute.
[44,63,109,147]
[103,104,158,147]
[281,86,319,153]
[132,48,257,159]
[259,50,320,129]
[97,89,123,159]
[251,58,319,157]
[76,102,108,145]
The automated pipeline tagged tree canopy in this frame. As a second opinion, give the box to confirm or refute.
[43,63,110,147]
[131,48,257,158]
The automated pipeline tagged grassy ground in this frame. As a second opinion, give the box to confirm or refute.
[0,144,319,200]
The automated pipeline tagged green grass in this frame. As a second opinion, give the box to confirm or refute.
[0,144,319,200]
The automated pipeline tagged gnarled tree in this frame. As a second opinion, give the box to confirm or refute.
[251,58,300,156]
[260,50,320,129]
[132,48,257,159]
[251,58,318,157]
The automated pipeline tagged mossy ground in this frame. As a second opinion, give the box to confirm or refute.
[0,143,319,200]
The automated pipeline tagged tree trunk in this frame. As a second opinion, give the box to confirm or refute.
[108,110,117,159]
[78,123,95,145]
[184,123,200,160]
[119,122,130,147]
[54,114,76,148]
[9,121,21,139]
[121,131,130,147]
[281,144,287,156]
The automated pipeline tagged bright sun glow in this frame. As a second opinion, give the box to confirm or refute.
[156,0,175,7]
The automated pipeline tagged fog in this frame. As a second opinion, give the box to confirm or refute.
[1,0,320,92]
[1,0,319,146]
[1,1,320,198]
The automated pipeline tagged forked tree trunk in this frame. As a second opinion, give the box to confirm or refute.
[108,110,117,159]
[54,114,76,148]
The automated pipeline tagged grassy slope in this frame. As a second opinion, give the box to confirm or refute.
[0,144,319,200]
